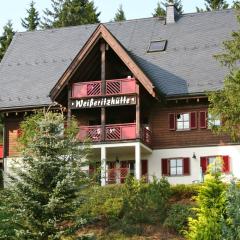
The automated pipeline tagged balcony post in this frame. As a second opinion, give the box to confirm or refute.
[136,81,140,139]
[135,142,141,180]
[100,42,106,141]
[67,84,72,125]
[101,146,107,186]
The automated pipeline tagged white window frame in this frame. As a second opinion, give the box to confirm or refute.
[170,158,183,176]
[176,113,190,131]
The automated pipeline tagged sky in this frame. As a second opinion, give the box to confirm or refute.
[0,0,235,33]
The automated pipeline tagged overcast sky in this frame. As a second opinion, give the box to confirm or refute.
[0,0,234,33]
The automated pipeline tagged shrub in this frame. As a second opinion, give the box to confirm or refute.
[121,176,171,225]
[148,176,171,222]
[164,203,195,234]
[78,185,124,222]
[171,184,201,200]
[121,176,150,224]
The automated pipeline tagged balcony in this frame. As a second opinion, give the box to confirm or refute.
[0,145,3,158]
[72,78,136,98]
[77,123,152,147]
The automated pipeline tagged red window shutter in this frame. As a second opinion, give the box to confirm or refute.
[162,159,169,176]
[17,129,22,137]
[199,111,207,129]
[200,157,207,173]
[183,158,190,175]
[169,113,176,130]
[222,155,230,173]
[190,112,197,129]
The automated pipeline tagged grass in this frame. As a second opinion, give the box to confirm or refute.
[77,222,184,240]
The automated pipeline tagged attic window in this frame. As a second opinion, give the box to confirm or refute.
[148,40,167,52]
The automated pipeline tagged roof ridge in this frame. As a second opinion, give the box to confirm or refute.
[14,8,234,36]
[16,22,100,35]
[181,8,234,18]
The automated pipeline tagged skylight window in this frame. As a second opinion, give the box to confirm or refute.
[148,40,167,53]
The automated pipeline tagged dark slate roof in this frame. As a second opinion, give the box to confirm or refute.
[0,9,238,110]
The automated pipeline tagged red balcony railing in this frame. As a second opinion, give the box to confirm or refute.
[107,167,130,184]
[72,78,136,98]
[77,123,152,146]
[0,145,3,158]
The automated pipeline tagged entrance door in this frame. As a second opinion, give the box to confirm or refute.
[141,160,148,181]
[108,162,116,184]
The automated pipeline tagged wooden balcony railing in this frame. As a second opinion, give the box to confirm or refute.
[72,78,136,98]
[76,123,152,146]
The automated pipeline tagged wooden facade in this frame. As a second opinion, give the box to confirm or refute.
[2,101,231,158]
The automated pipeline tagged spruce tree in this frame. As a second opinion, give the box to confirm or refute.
[41,0,65,29]
[4,111,91,239]
[208,6,240,141]
[42,0,100,29]
[162,0,184,15]
[114,4,126,22]
[21,1,40,31]
[153,1,166,17]
[0,21,14,62]
[196,0,229,12]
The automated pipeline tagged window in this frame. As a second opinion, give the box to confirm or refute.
[208,113,221,128]
[170,159,183,176]
[162,158,190,176]
[169,112,197,131]
[148,40,167,52]
[200,155,230,174]
[176,113,190,130]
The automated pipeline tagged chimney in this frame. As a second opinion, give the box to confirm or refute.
[166,3,178,24]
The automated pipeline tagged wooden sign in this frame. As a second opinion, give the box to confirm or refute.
[71,95,137,109]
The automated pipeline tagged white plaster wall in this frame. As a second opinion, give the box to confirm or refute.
[148,145,240,184]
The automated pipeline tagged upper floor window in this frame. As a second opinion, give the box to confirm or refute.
[208,113,221,128]
[176,113,190,130]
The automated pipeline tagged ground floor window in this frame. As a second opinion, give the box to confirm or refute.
[200,155,230,174]
[170,159,183,176]
[162,157,190,176]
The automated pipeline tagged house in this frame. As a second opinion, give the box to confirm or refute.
[0,4,238,185]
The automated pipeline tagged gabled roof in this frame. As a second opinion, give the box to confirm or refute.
[50,24,156,100]
[0,9,238,110]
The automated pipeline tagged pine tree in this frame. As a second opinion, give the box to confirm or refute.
[196,0,229,12]
[21,1,40,31]
[208,6,240,141]
[0,21,14,62]
[4,111,91,239]
[114,4,126,22]
[41,0,100,29]
[153,1,166,17]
